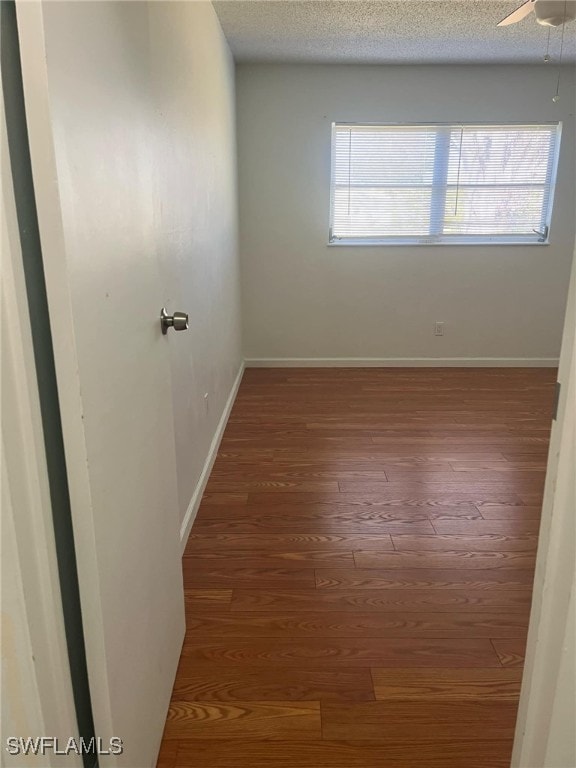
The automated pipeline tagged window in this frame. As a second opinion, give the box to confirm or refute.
[329,122,561,246]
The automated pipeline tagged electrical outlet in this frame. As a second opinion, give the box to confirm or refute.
[434,322,444,336]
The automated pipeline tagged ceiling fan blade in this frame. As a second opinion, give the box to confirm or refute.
[497,0,536,26]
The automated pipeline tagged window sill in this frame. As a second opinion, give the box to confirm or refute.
[327,239,551,247]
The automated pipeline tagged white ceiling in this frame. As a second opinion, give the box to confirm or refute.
[213,0,576,64]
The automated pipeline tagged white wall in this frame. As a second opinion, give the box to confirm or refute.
[148,2,243,525]
[237,64,576,364]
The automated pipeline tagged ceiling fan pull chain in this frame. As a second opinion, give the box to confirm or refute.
[544,27,551,61]
[552,0,567,102]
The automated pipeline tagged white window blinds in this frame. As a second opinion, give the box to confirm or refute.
[330,123,561,245]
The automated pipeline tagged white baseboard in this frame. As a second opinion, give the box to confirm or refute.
[245,357,559,368]
[179,362,245,553]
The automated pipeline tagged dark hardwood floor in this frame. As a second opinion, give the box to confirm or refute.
[158,368,555,768]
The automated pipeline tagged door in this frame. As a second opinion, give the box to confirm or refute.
[15,3,185,766]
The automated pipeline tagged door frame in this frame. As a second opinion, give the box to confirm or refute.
[511,249,576,767]
[1,73,80,768]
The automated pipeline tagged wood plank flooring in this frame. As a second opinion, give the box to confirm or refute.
[158,368,555,768]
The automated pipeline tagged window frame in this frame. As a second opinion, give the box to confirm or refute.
[328,121,562,247]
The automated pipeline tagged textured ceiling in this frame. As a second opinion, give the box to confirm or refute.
[213,0,576,63]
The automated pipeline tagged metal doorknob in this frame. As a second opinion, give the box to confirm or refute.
[160,307,189,334]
